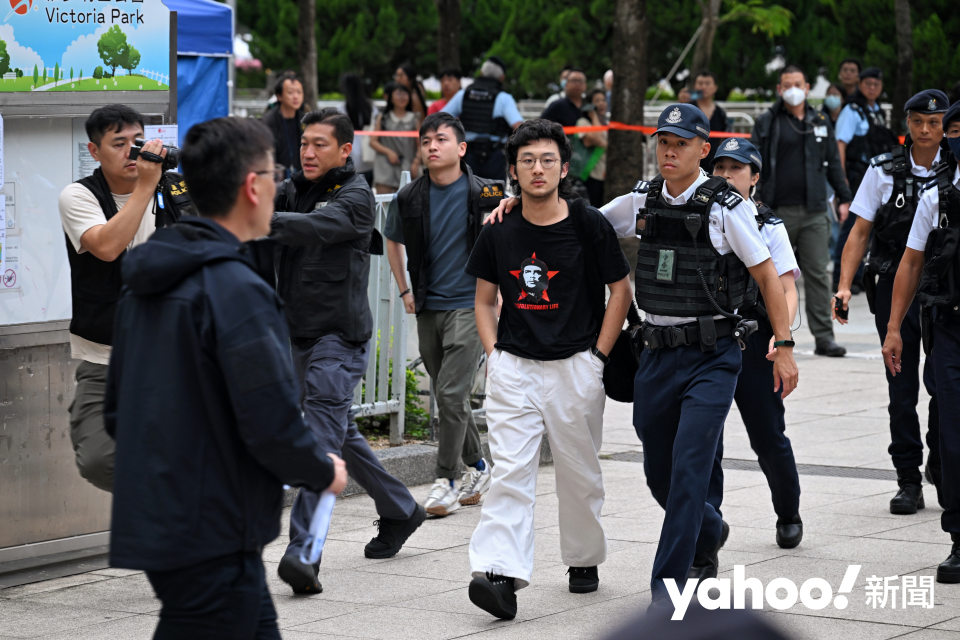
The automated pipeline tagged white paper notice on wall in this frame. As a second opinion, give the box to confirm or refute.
[144,125,178,148]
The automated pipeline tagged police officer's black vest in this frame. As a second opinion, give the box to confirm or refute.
[634,176,749,317]
[460,77,511,139]
[66,169,124,345]
[864,144,925,279]
[739,201,780,323]
[917,156,960,310]
[845,94,899,192]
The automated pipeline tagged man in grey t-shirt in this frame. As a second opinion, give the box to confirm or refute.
[386,113,500,517]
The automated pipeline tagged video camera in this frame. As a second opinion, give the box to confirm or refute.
[130,138,181,172]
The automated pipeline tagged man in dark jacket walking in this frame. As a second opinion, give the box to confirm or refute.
[262,72,306,178]
[752,64,854,357]
[105,117,347,639]
[271,108,425,595]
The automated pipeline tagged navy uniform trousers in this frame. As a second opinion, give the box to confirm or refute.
[874,276,941,470]
[715,321,801,522]
[286,335,417,559]
[933,315,960,535]
[634,335,741,601]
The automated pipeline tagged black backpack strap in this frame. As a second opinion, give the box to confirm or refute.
[632,180,651,193]
[569,199,606,327]
[691,175,730,209]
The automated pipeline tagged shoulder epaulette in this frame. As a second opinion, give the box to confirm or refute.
[720,189,744,210]
[764,216,784,226]
[632,180,651,193]
[870,152,894,167]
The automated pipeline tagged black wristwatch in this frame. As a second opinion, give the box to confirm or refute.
[591,346,610,365]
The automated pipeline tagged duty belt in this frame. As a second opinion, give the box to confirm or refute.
[640,317,757,352]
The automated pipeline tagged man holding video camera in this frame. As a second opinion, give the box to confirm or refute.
[58,104,168,493]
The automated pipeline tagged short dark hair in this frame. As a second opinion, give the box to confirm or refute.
[85,104,144,146]
[586,88,606,104]
[567,67,586,79]
[301,107,354,146]
[420,112,465,144]
[274,72,301,97]
[695,70,718,84]
[181,118,274,218]
[439,66,462,80]
[839,58,862,72]
[505,119,574,197]
[779,64,807,83]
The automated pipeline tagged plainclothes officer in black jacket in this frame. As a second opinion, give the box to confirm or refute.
[883,102,960,584]
[57,105,168,492]
[104,117,348,639]
[836,90,948,514]
[270,108,425,595]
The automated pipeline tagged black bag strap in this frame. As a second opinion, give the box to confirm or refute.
[569,199,607,328]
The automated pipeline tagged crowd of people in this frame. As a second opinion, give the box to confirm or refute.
[54,47,960,635]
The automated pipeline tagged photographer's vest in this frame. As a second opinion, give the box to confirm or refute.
[845,96,898,193]
[634,176,748,317]
[460,77,512,139]
[864,144,923,280]
[917,158,960,312]
[739,201,781,324]
[65,169,124,346]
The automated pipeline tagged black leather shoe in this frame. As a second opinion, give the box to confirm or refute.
[469,573,518,619]
[814,339,847,357]
[776,514,803,549]
[937,534,960,584]
[890,468,925,515]
[687,520,729,583]
[278,553,322,595]
[568,566,599,593]
[925,451,944,509]
[364,504,426,559]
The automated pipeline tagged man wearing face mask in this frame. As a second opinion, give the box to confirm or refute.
[753,64,853,358]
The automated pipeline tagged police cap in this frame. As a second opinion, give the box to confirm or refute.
[945,102,960,127]
[859,67,883,81]
[487,56,507,76]
[712,137,763,172]
[904,90,949,114]
[653,103,710,141]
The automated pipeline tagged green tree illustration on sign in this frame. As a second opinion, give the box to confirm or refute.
[93,65,103,79]
[70,67,73,82]
[32,63,37,86]
[54,62,59,86]
[121,45,141,75]
[0,39,10,76]
[98,25,131,78]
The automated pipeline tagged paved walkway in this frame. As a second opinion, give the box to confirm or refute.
[2,292,958,639]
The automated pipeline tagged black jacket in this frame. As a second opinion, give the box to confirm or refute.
[272,158,378,342]
[752,99,853,211]
[263,105,306,172]
[104,217,334,572]
[395,161,504,314]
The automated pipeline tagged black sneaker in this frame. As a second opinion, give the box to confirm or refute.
[567,566,599,593]
[687,520,729,583]
[469,573,517,619]
[277,553,322,595]
[364,504,426,559]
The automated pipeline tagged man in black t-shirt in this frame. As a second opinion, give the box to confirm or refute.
[464,120,632,620]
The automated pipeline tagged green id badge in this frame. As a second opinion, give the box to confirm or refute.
[656,249,676,282]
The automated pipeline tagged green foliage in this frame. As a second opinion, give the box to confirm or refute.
[32,64,37,86]
[354,331,430,439]
[721,1,792,38]
[122,45,141,75]
[93,65,104,79]
[70,67,74,82]
[42,66,46,82]
[54,62,59,86]
[0,39,9,77]
[98,25,131,77]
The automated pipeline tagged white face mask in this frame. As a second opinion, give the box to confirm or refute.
[782,86,806,107]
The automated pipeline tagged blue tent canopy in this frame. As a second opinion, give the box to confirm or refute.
[163,0,234,145]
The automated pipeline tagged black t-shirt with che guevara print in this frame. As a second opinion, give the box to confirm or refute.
[465,201,629,361]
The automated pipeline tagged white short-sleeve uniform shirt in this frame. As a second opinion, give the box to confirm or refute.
[907,166,960,253]
[850,148,941,223]
[601,170,772,326]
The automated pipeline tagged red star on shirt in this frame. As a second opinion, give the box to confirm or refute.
[509,253,560,301]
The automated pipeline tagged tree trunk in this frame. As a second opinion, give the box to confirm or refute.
[608,0,647,267]
[689,0,721,80]
[298,0,318,112]
[435,0,461,71]
[892,0,913,136]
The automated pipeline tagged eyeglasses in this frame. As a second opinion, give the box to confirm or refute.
[255,164,288,185]
[518,157,559,170]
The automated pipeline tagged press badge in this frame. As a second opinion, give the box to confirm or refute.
[813,125,828,137]
[656,249,676,282]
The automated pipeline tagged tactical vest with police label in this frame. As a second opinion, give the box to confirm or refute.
[739,201,781,322]
[459,77,511,139]
[865,145,923,278]
[917,158,960,310]
[634,176,749,317]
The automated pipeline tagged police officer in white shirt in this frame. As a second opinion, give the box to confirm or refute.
[836,90,949,515]
[883,100,960,584]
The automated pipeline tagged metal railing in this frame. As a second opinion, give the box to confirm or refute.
[350,172,410,445]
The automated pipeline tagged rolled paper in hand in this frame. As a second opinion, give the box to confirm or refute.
[299,491,336,565]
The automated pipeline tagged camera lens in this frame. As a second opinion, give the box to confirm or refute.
[166,147,181,168]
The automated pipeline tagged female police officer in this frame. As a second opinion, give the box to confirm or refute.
[882,101,960,584]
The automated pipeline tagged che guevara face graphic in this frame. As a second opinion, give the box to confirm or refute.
[510,253,558,303]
